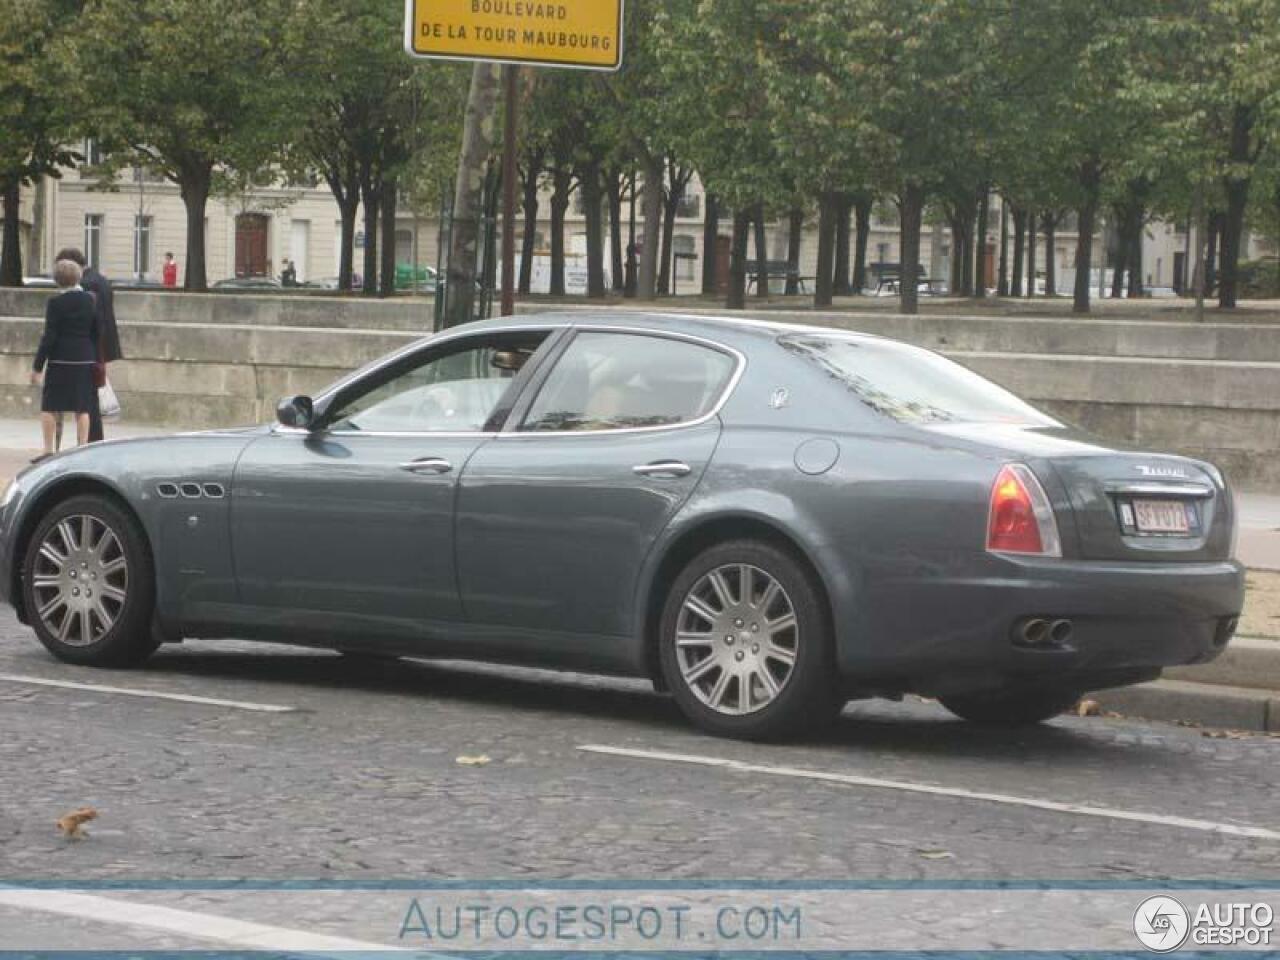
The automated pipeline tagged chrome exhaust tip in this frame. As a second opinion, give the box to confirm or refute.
[1021,618,1051,646]
[1050,619,1074,646]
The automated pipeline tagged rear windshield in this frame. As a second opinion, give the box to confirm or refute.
[778,333,1059,426]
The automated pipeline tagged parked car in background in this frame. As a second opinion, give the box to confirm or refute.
[211,276,283,292]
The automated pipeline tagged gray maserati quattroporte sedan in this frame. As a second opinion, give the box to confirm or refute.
[0,312,1244,738]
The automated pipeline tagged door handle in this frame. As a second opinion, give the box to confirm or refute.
[399,457,453,475]
[633,460,692,479]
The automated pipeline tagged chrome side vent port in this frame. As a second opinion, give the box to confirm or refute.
[156,482,180,499]
[202,483,226,499]
[1012,617,1074,651]
[179,482,203,499]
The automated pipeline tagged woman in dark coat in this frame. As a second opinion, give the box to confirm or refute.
[30,259,99,456]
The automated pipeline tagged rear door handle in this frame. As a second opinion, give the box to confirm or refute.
[400,457,453,475]
[633,460,692,479]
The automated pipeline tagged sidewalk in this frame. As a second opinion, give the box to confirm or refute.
[0,417,1275,730]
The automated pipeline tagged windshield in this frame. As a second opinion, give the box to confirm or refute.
[779,334,1060,427]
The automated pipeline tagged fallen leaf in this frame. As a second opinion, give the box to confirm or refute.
[1076,699,1100,717]
[916,848,954,860]
[455,754,492,766]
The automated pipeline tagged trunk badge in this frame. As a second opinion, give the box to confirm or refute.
[1134,465,1189,478]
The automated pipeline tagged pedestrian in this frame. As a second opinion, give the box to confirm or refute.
[162,252,178,288]
[55,247,122,442]
[280,258,296,287]
[30,259,99,460]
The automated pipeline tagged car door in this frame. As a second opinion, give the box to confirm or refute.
[455,329,743,640]
[230,326,558,639]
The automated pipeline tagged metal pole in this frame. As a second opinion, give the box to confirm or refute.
[500,64,519,316]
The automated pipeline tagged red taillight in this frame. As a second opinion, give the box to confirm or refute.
[987,464,1061,557]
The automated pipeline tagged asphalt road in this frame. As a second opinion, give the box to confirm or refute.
[1,608,1278,952]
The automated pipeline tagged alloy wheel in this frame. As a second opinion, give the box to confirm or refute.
[674,563,799,715]
[31,514,129,647]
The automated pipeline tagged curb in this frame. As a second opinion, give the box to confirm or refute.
[1091,679,1279,733]
[1164,635,1280,691]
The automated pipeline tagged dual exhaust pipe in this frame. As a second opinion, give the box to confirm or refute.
[1014,617,1073,649]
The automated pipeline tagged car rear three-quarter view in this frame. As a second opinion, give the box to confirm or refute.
[0,313,1246,740]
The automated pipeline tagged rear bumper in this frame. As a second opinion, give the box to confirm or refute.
[846,556,1246,696]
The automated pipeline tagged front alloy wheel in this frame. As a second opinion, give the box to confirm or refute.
[659,540,840,740]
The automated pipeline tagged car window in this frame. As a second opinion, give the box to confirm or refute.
[327,332,548,433]
[521,332,736,432]
[778,333,1059,426]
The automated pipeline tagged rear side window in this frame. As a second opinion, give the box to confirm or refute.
[779,334,1058,426]
[521,332,737,432]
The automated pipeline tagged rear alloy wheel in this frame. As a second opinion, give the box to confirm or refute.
[659,540,840,740]
[22,495,158,668]
[938,688,1082,726]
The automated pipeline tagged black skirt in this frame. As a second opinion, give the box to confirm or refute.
[42,363,97,414]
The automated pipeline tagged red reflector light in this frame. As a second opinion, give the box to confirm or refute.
[987,464,1060,556]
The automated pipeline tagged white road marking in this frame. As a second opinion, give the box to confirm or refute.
[578,744,1280,842]
[0,889,405,952]
[0,673,296,713]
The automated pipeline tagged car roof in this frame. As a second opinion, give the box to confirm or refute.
[464,310,892,351]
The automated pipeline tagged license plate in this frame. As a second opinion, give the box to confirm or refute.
[1133,499,1192,534]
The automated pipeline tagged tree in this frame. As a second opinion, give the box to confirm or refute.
[0,0,82,286]
[74,0,297,291]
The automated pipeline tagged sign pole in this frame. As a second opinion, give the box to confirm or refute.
[501,64,518,317]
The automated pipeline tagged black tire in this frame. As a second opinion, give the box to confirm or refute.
[938,687,1081,726]
[22,493,159,669]
[658,539,841,741]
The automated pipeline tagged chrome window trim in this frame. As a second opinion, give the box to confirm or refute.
[503,326,747,439]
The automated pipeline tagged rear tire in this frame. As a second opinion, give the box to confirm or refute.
[658,540,840,740]
[939,687,1081,726]
[22,494,159,669]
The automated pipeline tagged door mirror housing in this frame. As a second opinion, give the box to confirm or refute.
[276,395,315,430]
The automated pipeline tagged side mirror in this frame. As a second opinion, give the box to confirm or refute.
[276,395,315,430]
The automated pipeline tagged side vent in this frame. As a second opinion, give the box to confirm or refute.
[156,482,180,499]
[202,483,226,499]
[179,483,203,499]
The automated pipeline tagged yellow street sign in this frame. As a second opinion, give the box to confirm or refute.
[405,0,624,71]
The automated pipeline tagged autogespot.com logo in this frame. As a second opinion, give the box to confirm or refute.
[1133,896,1191,952]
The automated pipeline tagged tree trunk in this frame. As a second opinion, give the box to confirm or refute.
[519,159,540,295]
[997,199,1009,296]
[1109,217,1126,298]
[726,208,748,310]
[701,192,719,295]
[1025,211,1037,298]
[657,180,680,295]
[624,170,637,298]
[948,215,963,295]
[1043,213,1056,296]
[607,170,624,292]
[1219,106,1255,309]
[179,164,213,292]
[337,196,358,293]
[899,183,924,315]
[378,175,397,298]
[833,195,852,295]
[974,188,989,299]
[1127,219,1144,298]
[360,170,380,298]
[785,208,803,295]
[444,62,502,328]
[961,211,975,297]
[637,155,662,298]
[1010,207,1025,297]
[1073,164,1100,314]
[582,163,606,299]
[752,203,769,298]
[852,194,872,294]
[549,168,570,297]
[0,182,22,287]
[1205,212,1220,297]
[814,193,837,308]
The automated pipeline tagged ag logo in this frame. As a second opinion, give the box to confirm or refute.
[1133,896,1190,952]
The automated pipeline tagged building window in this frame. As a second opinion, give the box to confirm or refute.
[133,215,153,278]
[82,138,104,168]
[84,215,103,268]
[675,193,701,219]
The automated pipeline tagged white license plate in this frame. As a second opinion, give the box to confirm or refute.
[1133,499,1192,534]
